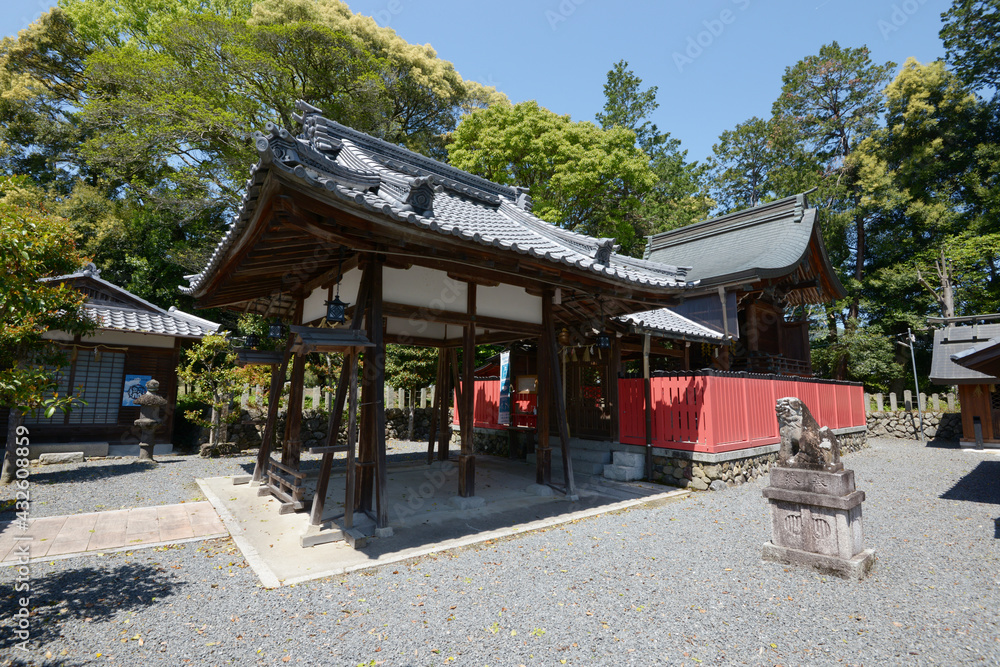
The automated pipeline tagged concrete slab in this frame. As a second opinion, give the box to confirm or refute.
[198,456,689,588]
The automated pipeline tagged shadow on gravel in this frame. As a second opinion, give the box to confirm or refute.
[940,460,1000,506]
[0,562,180,650]
[25,461,164,486]
[924,438,961,449]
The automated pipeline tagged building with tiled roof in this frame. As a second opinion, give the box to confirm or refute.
[11,265,220,456]
[642,193,846,376]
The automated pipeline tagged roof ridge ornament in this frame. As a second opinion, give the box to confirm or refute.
[513,186,533,212]
[594,238,619,266]
[402,175,435,217]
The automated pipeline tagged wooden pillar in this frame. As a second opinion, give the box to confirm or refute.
[716,344,731,372]
[683,342,691,371]
[535,327,552,486]
[251,339,293,483]
[609,335,621,443]
[643,333,654,480]
[282,299,306,470]
[543,290,576,497]
[437,349,450,461]
[459,283,477,497]
[370,256,389,528]
[427,348,446,464]
[309,352,355,526]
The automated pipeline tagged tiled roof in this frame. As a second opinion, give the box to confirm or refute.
[619,308,725,343]
[929,324,1000,384]
[183,101,689,297]
[643,194,845,302]
[43,265,220,339]
[84,304,219,338]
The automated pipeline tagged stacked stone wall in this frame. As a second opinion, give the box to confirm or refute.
[651,427,868,491]
[866,410,961,441]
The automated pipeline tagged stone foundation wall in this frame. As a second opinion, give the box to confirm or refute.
[651,451,780,490]
[866,411,961,441]
[651,428,868,491]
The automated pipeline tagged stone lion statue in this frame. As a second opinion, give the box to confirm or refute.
[775,397,840,469]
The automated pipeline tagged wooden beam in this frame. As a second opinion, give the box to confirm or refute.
[544,290,576,497]
[459,282,477,497]
[643,333,653,481]
[535,304,552,486]
[447,271,500,288]
[282,298,307,470]
[378,301,541,336]
[427,348,445,465]
[251,337,293,484]
[308,264,372,526]
[371,256,389,529]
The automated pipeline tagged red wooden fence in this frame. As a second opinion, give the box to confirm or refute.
[457,373,865,455]
[453,381,537,430]
[618,372,866,453]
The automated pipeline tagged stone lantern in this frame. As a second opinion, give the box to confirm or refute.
[134,378,167,462]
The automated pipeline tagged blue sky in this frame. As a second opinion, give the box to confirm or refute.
[3,0,953,163]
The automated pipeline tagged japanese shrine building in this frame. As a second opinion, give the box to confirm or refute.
[643,193,846,376]
[2,265,219,457]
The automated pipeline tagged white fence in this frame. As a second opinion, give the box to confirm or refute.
[237,385,438,411]
[863,390,957,413]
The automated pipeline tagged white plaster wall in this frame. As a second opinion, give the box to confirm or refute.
[43,330,176,349]
[302,267,363,323]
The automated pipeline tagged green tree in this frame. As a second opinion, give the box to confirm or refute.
[596,60,711,236]
[384,345,439,440]
[448,100,657,253]
[856,59,999,325]
[708,116,819,212]
[940,0,1000,91]
[177,333,250,446]
[0,191,95,484]
[773,42,895,321]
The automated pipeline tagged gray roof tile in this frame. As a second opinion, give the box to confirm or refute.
[619,308,725,343]
[85,304,219,338]
[929,324,1000,384]
[184,101,689,297]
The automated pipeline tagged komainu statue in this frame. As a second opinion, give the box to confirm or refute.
[775,397,841,470]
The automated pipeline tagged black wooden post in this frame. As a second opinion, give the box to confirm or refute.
[459,283,477,497]
[252,338,292,484]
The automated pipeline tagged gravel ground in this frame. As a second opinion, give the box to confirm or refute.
[1,437,999,666]
[0,440,431,520]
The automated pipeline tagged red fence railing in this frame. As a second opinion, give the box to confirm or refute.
[455,373,865,455]
[618,372,866,453]
[453,380,537,430]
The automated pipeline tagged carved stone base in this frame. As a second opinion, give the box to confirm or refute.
[762,466,874,579]
[762,542,875,581]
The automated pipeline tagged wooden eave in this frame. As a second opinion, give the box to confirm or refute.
[192,171,686,329]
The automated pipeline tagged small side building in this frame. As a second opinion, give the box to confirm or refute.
[643,193,846,376]
[2,265,220,458]
[929,320,1000,446]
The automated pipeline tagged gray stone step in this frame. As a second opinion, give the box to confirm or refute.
[611,451,644,468]
[603,464,644,482]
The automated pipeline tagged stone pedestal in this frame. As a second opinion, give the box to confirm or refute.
[762,466,875,580]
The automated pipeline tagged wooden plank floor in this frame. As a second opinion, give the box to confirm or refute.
[0,501,227,562]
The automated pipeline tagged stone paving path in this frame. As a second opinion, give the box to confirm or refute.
[0,501,227,562]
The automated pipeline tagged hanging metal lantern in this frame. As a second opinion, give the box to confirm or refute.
[596,332,611,349]
[268,317,284,339]
[325,294,347,325]
[325,247,349,325]
[244,334,260,349]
